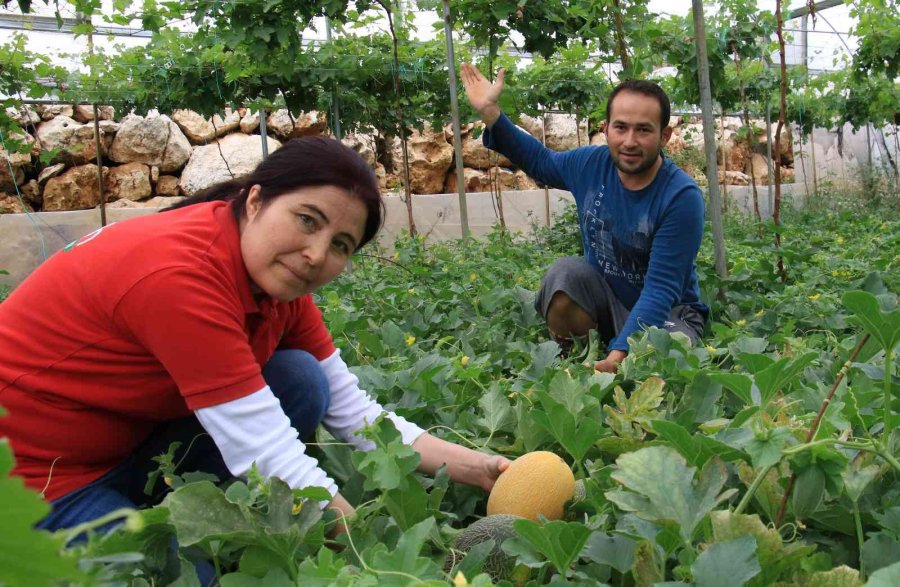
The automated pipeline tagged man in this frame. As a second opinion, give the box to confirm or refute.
[460,64,708,372]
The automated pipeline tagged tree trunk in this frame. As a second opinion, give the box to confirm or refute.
[611,0,632,75]
[378,0,416,236]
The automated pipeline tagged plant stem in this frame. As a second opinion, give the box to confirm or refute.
[854,505,866,581]
[735,464,774,515]
[775,334,870,527]
[63,507,135,545]
[884,348,894,447]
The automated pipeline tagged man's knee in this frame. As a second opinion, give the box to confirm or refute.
[546,292,596,339]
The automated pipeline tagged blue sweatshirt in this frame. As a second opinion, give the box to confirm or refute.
[484,113,708,351]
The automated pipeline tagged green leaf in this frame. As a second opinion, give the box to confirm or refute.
[710,372,755,405]
[163,482,259,546]
[603,377,666,440]
[754,352,818,407]
[0,441,86,587]
[369,518,441,580]
[351,415,420,491]
[606,447,737,543]
[692,536,760,587]
[862,533,900,575]
[867,561,900,587]
[653,420,746,468]
[842,464,880,503]
[513,519,591,577]
[532,392,603,463]
[581,533,638,574]
[745,427,792,469]
[476,385,515,436]
[792,465,826,520]
[220,568,293,587]
[843,290,900,353]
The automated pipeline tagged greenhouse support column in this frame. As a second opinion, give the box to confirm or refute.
[92,104,107,227]
[542,113,551,227]
[766,103,775,217]
[259,109,270,159]
[326,18,342,141]
[442,0,469,241]
[692,0,727,280]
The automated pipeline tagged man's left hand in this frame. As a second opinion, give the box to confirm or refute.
[595,350,628,373]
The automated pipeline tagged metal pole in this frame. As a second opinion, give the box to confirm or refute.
[442,0,469,241]
[259,109,269,159]
[92,104,107,227]
[692,0,728,279]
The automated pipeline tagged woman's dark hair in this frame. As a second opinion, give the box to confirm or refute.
[165,136,384,249]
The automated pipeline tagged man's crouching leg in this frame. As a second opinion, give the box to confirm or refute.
[535,256,627,352]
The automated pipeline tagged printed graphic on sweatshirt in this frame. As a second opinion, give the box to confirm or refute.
[583,190,651,287]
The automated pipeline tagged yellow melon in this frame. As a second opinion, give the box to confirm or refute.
[486,451,575,520]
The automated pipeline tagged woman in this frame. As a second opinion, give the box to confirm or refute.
[0,137,508,537]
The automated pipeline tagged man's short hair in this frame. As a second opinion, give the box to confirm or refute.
[605,80,671,130]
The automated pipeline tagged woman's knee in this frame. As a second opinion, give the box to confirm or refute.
[262,350,331,435]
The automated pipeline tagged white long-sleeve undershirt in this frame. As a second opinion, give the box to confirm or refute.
[195,348,425,501]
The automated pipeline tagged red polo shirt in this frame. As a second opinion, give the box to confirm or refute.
[0,201,335,501]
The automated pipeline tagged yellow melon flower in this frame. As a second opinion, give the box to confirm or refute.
[406,335,416,346]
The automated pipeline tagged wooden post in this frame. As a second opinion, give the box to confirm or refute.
[442,0,469,241]
[691,0,728,281]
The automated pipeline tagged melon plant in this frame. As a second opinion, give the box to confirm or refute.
[446,514,526,584]
[487,451,575,520]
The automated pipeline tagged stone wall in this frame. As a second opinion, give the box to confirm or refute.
[3,103,809,216]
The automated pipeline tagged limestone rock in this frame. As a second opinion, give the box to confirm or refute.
[179,133,282,196]
[717,170,751,185]
[1,131,34,168]
[391,127,454,194]
[679,123,706,150]
[155,175,181,197]
[35,117,103,165]
[5,106,40,128]
[172,109,216,144]
[211,109,241,137]
[342,134,378,167]
[105,162,151,202]
[109,114,192,173]
[38,104,74,120]
[543,113,587,151]
[38,163,67,185]
[73,105,115,123]
[43,164,103,211]
[443,166,529,194]
[291,111,328,138]
[150,166,160,184]
[97,120,120,152]
[107,195,185,209]
[0,193,32,214]
[759,125,793,166]
[590,131,608,147]
[0,162,25,193]
[460,123,512,169]
[515,170,538,190]
[664,132,686,156]
[20,180,41,207]
[240,110,260,134]
[266,109,295,140]
[748,154,771,184]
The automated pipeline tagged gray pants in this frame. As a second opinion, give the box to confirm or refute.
[534,256,706,346]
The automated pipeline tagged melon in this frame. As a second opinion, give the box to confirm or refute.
[486,451,575,520]
[446,514,522,581]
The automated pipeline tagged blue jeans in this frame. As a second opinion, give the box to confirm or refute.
[37,349,331,535]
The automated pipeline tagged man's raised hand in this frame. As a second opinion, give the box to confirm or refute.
[460,63,505,128]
